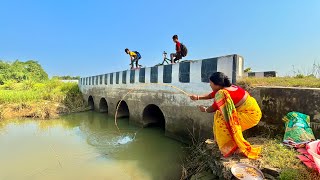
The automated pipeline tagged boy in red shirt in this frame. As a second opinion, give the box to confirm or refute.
[170,35,182,64]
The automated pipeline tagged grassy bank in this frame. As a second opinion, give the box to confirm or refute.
[0,80,87,120]
[261,139,319,180]
[237,76,320,88]
[181,137,320,180]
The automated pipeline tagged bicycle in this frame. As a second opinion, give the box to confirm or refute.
[160,51,171,65]
[157,51,181,66]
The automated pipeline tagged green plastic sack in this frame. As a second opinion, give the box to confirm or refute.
[283,112,315,144]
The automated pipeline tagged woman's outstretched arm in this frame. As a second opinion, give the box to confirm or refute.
[190,93,212,101]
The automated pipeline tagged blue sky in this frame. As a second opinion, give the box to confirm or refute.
[1,0,319,77]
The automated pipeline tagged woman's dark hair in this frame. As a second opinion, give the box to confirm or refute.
[172,34,178,40]
[209,72,231,87]
[125,48,129,53]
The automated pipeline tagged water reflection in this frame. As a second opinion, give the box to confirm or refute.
[0,112,185,180]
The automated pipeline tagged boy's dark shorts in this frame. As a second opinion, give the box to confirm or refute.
[171,52,182,62]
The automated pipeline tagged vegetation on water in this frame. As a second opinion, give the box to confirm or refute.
[0,60,86,120]
[180,137,212,180]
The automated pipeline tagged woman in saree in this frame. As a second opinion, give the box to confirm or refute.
[190,72,262,159]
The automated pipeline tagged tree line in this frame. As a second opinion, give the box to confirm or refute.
[52,75,80,80]
[0,60,80,85]
[0,60,48,85]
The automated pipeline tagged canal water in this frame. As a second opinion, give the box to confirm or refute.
[0,112,186,180]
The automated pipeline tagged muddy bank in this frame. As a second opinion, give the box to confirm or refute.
[0,101,88,120]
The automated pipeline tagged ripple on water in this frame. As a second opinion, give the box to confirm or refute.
[86,131,135,147]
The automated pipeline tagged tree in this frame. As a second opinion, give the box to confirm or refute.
[24,60,48,81]
[0,61,11,84]
[244,67,252,73]
[0,60,48,84]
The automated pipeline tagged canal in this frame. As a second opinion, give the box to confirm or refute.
[0,112,186,180]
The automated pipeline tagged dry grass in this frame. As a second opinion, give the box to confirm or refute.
[0,102,63,119]
[180,129,214,180]
[237,76,320,88]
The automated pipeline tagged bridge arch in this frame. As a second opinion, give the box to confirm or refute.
[116,100,130,118]
[88,96,94,110]
[143,104,165,129]
[99,98,108,113]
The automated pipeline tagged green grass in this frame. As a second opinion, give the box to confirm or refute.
[237,76,320,88]
[0,80,79,103]
[0,79,86,119]
[261,139,301,169]
[261,139,320,180]
[0,90,42,104]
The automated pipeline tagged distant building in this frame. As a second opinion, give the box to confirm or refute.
[244,71,277,77]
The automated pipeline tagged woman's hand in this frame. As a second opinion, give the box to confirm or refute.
[190,95,199,101]
[199,105,207,112]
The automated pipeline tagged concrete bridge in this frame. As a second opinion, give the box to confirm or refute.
[79,54,244,142]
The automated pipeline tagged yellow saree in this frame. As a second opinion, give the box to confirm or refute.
[213,89,262,159]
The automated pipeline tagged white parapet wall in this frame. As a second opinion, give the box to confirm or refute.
[79,54,244,93]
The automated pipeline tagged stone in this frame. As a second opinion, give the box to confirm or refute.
[261,167,281,178]
[190,171,217,180]
[263,173,277,180]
